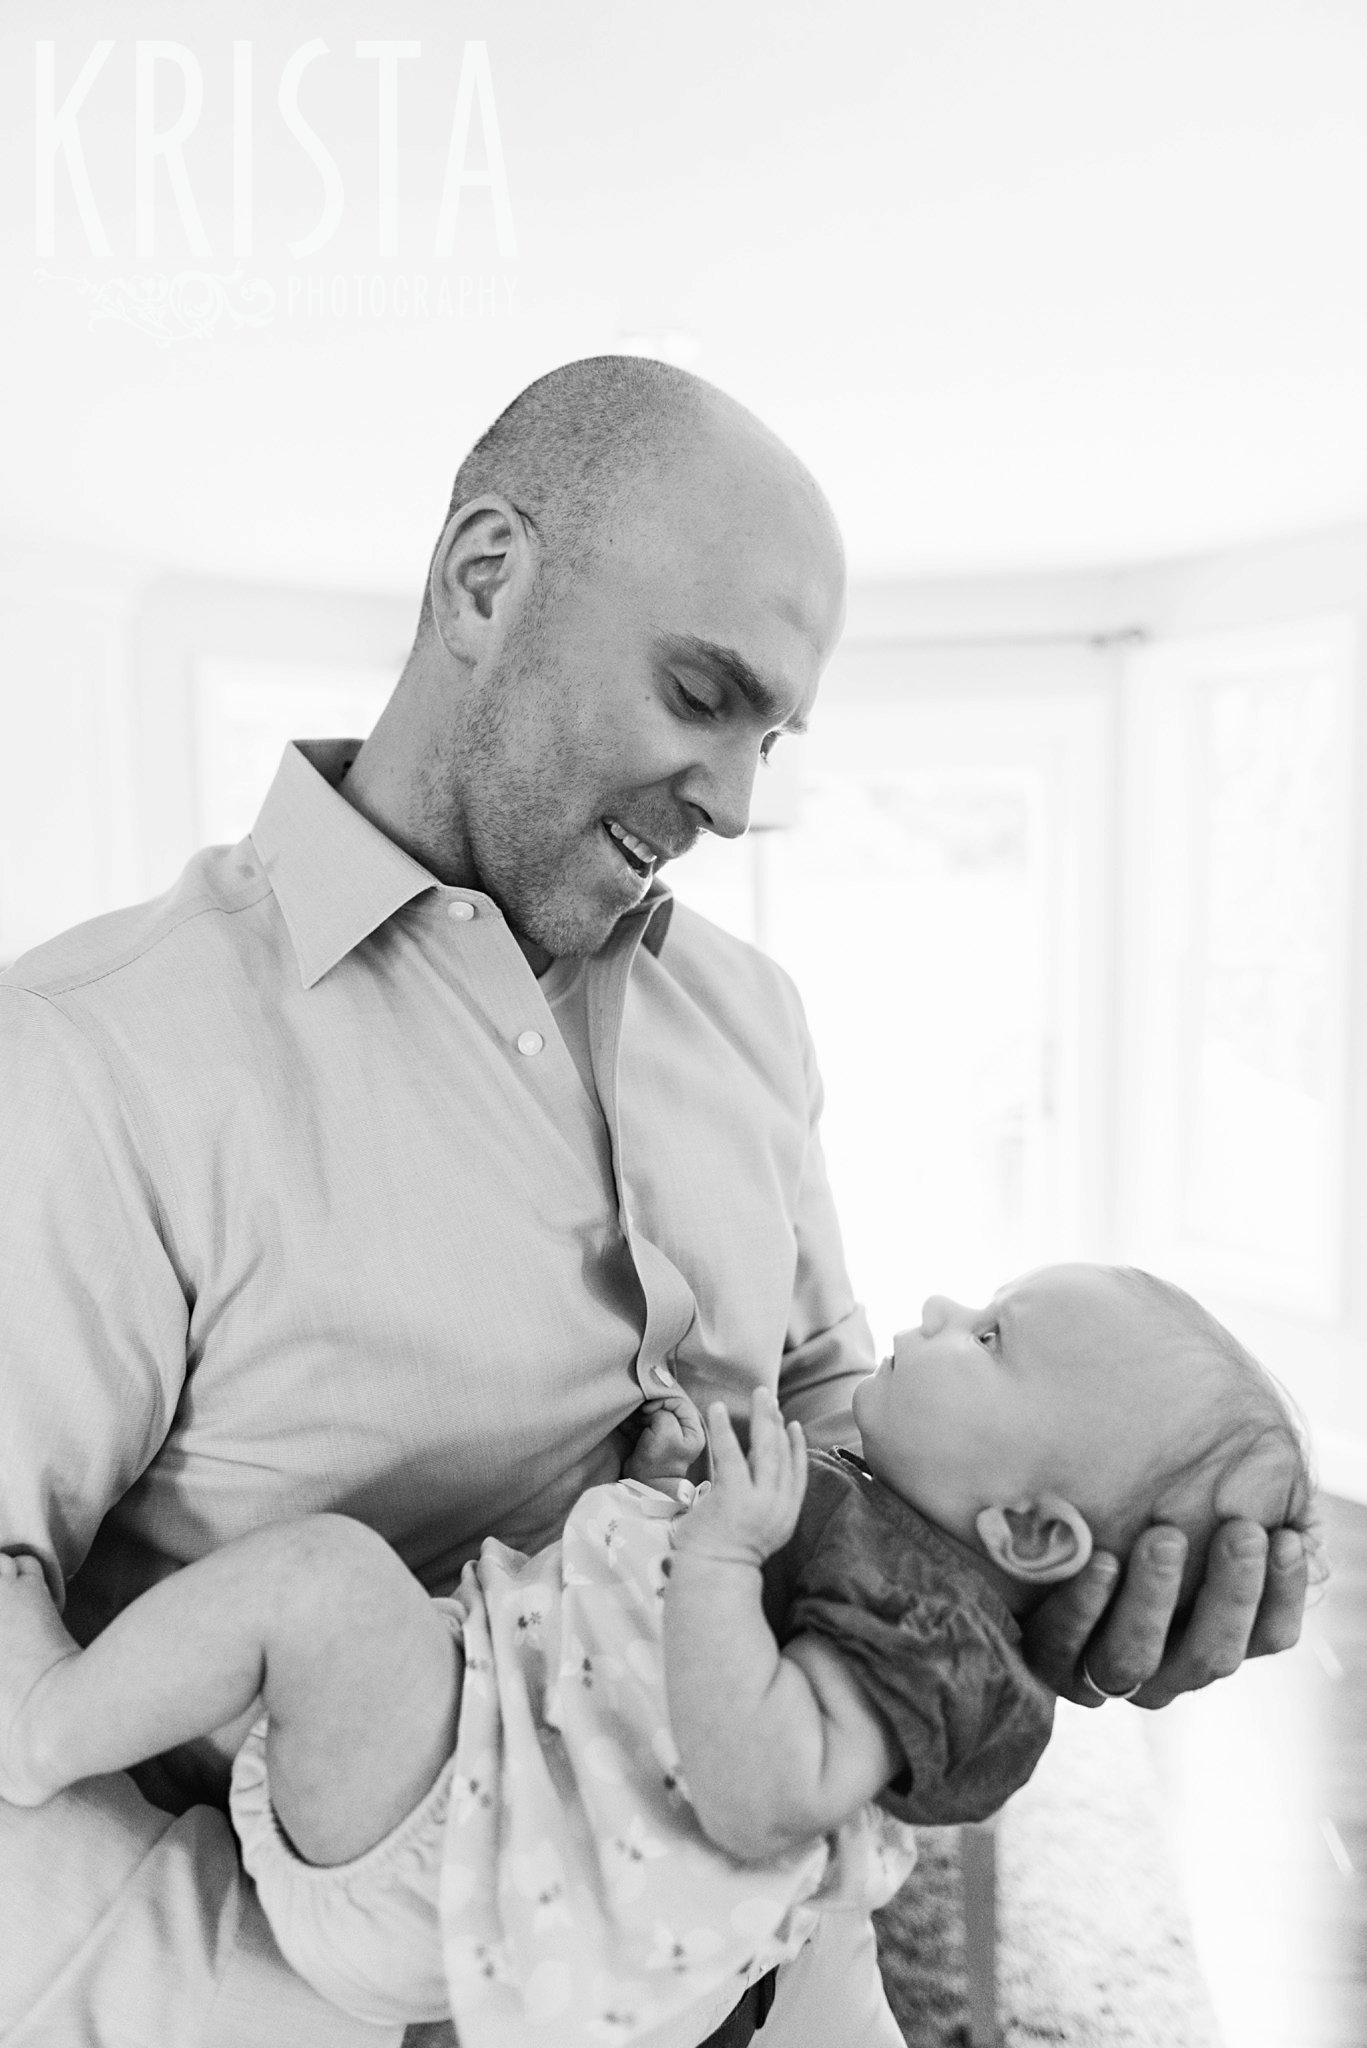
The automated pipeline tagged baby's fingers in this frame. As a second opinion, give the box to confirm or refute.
[705,1400,751,1489]
[649,1387,708,1458]
[747,1390,808,1508]
[746,1387,788,1486]
[784,1418,809,1514]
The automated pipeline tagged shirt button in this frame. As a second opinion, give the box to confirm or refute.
[447,901,475,921]
[516,1029,544,1057]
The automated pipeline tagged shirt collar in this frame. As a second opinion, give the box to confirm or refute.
[251,739,675,989]
[639,882,674,955]
[251,741,437,988]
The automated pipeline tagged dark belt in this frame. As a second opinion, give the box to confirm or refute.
[698,1966,778,2047]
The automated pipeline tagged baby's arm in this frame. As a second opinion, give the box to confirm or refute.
[664,1389,900,1864]
[0,1517,461,1868]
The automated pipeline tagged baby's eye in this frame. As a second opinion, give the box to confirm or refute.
[974,1325,1000,1351]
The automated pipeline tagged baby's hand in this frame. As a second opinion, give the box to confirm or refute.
[674,1388,807,1568]
[623,1382,708,1487]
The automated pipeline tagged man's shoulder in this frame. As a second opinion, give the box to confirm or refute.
[648,898,811,1079]
[656,897,802,1009]
[2,840,276,1004]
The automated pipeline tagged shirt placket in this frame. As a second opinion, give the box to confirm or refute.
[585,915,701,1398]
[437,892,613,1168]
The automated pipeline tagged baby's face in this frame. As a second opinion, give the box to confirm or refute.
[852,1263,1170,1548]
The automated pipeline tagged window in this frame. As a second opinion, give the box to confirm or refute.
[1117,618,1355,1319]
[670,680,1110,1345]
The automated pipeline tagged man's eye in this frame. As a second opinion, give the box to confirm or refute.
[675,681,720,720]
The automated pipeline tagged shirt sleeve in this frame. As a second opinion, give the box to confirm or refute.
[772,975,876,1442]
[0,985,187,1587]
[0,986,388,2044]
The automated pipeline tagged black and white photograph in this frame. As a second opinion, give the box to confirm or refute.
[0,6,1362,2045]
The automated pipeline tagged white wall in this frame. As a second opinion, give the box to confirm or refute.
[0,540,146,962]
[131,575,416,897]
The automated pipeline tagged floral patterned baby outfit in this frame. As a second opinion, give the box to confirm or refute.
[440,1451,1053,2047]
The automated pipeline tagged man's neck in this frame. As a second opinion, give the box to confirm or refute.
[337,740,557,974]
[337,730,479,893]
[518,934,554,976]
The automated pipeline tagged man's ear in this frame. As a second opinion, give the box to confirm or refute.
[975,1495,1094,1585]
[430,497,533,660]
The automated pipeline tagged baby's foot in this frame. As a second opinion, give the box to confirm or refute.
[0,1554,79,1805]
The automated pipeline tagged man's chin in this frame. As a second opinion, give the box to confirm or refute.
[511,897,623,965]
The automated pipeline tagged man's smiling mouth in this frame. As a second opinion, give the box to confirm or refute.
[602,817,657,878]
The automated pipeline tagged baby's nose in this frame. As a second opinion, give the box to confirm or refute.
[920,1294,956,1335]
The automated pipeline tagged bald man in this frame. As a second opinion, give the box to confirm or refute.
[0,358,1309,2048]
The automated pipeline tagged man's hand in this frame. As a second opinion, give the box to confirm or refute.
[674,1389,807,1569]
[1022,1518,1313,1709]
[622,1382,708,1488]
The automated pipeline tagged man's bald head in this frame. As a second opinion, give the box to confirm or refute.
[353,356,844,962]
[425,355,841,622]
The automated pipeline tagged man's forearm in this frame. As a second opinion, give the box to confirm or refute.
[777,1305,875,1449]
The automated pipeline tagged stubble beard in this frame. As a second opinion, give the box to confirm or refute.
[455,643,623,964]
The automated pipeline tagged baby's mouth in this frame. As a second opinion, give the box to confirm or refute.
[602,817,656,879]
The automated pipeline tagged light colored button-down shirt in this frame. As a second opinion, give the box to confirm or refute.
[0,740,871,2045]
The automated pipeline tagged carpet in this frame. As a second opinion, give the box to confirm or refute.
[874,1702,1226,2048]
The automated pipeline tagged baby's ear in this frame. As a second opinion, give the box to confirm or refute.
[975,1495,1094,1584]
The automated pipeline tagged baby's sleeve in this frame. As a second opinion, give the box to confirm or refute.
[785,1584,1054,1826]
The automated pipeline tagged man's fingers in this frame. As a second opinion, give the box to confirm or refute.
[1248,1525,1309,1658]
[1085,1526,1187,1704]
[1026,1514,1307,1710]
[1020,1551,1121,1701]
[1133,1521,1267,1708]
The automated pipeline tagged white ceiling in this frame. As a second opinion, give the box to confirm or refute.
[3,0,1366,589]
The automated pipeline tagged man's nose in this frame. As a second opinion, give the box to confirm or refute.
[677,743,760,842]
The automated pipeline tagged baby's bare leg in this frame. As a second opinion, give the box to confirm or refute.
[254,1518,463,1865]
[0,1519,461,1866]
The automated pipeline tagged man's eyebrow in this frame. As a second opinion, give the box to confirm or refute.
[660,633,810,735]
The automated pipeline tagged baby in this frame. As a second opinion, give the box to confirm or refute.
[0,1263,1316,2048]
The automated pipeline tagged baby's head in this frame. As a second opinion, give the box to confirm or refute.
[851,1262,1316,1616]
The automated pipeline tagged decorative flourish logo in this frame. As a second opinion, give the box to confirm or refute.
[40,267,276,346]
